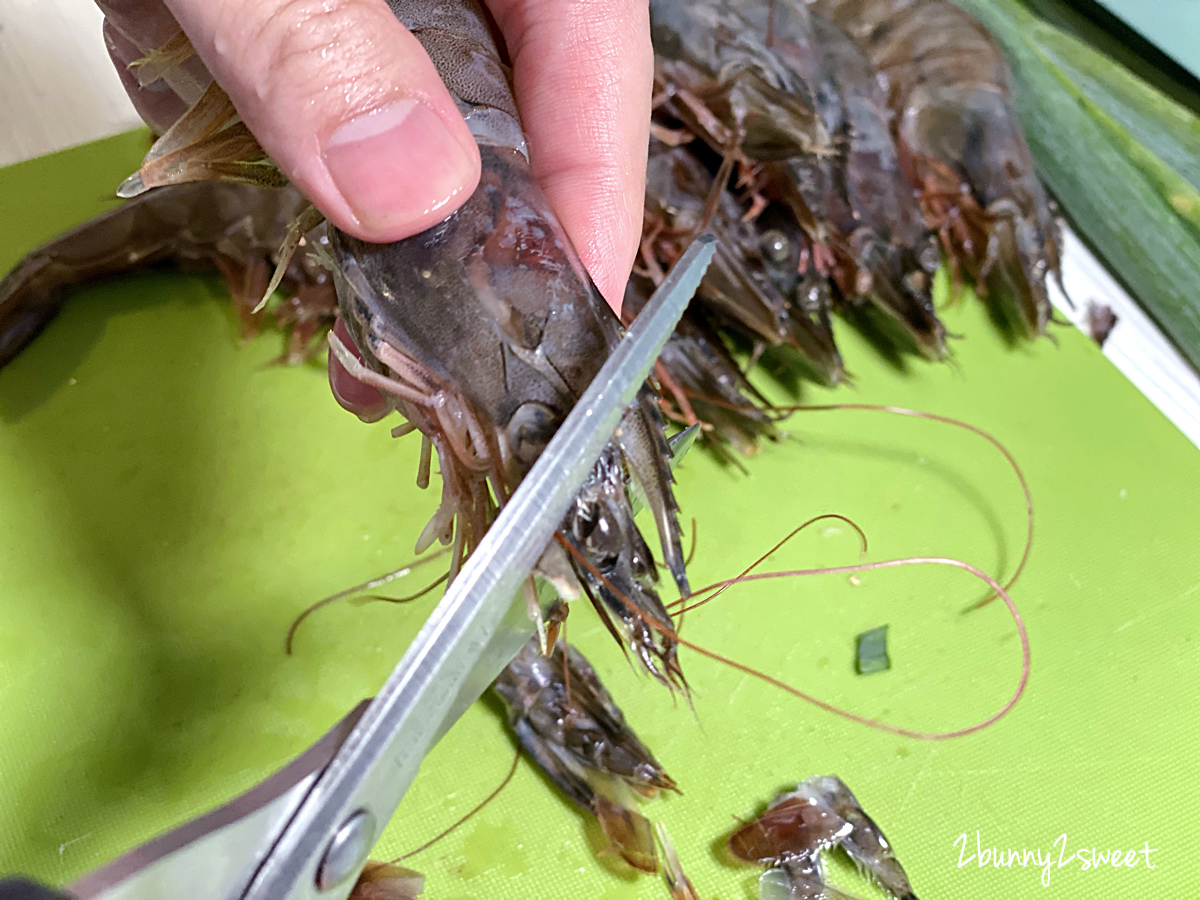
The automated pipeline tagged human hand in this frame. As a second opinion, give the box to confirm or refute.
[98,0,652,312]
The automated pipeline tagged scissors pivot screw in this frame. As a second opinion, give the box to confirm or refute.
[316,808,376,891]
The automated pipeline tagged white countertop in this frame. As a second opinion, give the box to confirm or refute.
[3,0,1199,449]
[1097,0,1200,80]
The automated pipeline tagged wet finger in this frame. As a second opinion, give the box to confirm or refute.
[161,0,482,243]
[486,0,653,312]
[98,0,213,116]
[104,21,190,134]
[95,0,183,54]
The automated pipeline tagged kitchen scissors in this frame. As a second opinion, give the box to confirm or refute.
[0,235,715,900]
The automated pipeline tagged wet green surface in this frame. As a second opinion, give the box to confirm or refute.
[1,132,1198,898]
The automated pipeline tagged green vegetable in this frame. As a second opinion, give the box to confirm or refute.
[954,0,1200,371]
[855,625,890,675]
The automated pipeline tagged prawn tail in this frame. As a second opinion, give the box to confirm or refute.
[117,79,286,198]
[0,182,310,368]
[128,30,197,87]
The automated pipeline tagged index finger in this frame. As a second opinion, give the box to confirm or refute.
[485,0,654,312]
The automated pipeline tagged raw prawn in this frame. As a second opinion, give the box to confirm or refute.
[651,0,944,356]
[318,0,691,685]
[747,0,944,354]
[809,0,1063,336]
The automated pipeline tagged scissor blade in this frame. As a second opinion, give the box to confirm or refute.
[240,235,715,900]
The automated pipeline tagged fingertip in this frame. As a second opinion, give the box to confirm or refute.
[541,164,645,315]
[586,235,635,316]
[491,0,651,314]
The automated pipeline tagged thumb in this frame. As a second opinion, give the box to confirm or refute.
[163,0,481,242]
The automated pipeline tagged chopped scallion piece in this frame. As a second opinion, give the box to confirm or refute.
[855,625,890,675]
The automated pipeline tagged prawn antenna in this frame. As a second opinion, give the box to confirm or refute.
[669,513,867,617]
[352,572,450,608]
[389,747,522,863]
[685,393,1034,609]
[558,533,1031,741]
[284,548,450,655]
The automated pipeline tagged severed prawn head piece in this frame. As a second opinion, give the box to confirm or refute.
[562,442,686,690]
[796,776,917,900]
[493,637,677,872]
[729,795,852,866]
[730,776,918,900]
[349,861,424,900]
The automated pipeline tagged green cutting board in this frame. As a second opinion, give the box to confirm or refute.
[1,132,1197,899]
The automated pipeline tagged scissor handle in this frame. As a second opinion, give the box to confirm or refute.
[0,878,73,900]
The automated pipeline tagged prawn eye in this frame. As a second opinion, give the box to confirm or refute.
[670,206,699,231]
[759,229,791,265]
[903,270,928,295]
[571,503,622,571]
[571,500,600,543]
[918,242,942,274]
[507,401,559,467]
